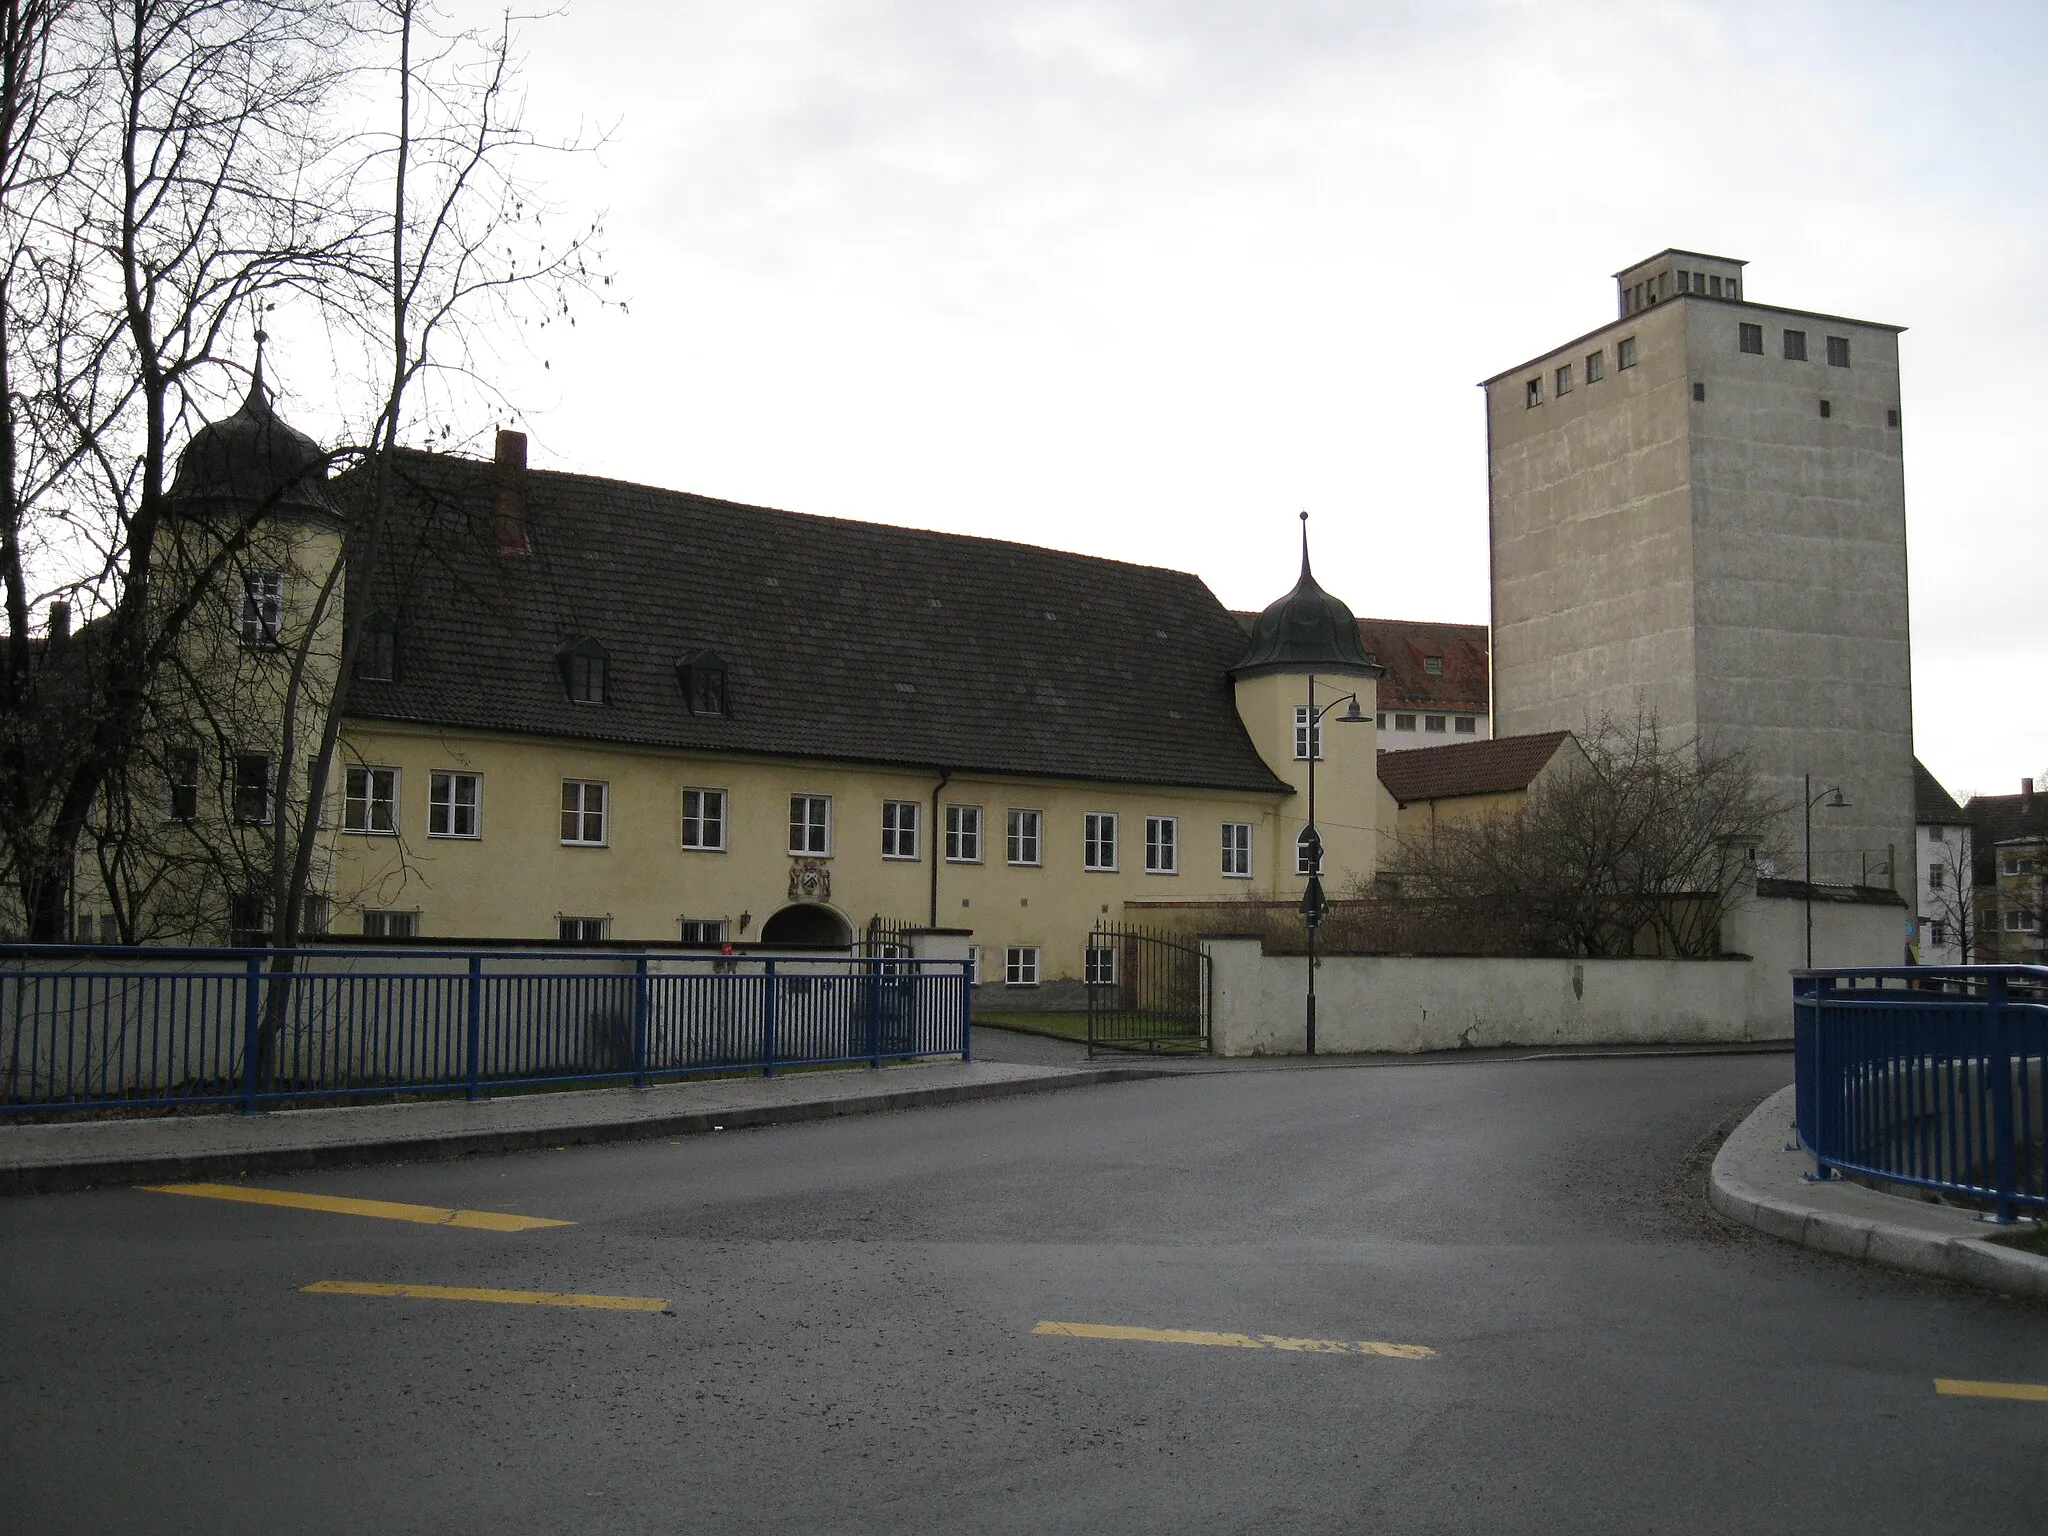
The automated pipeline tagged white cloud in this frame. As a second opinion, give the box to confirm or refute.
[415,0,2046,794]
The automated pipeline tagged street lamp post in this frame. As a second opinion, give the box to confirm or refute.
[1300,675,1370,1055]
[1804,772,1852,968]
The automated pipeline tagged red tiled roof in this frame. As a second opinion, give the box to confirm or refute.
[1354,617,1488,712]
[1377,731,1575,805]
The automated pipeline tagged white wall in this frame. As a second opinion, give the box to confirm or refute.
[1205,890,1909,1057]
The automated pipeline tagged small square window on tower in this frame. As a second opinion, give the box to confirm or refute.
[1738,323,1763,354]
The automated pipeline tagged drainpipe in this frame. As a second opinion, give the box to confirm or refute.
[929,768,951,926]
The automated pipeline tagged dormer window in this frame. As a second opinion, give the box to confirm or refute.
[676,649,730,717]
[558,637,609,704]
[1424,655,1443,675]
[354,614,398,682]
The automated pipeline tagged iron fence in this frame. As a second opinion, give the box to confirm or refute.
[0,944,972,1115]
[1086,922,1210,1057]
[1794,965,2048,1222]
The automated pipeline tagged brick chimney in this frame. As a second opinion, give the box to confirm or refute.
[47,600,70,645]
[494,428,530,556]
[2024,777,2036,812]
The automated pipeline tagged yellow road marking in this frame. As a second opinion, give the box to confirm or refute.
[303,1281,666,1311]
[1935,1378,2048,1402]
[1033,1320,1434,1359]
[141,1182,571,1232]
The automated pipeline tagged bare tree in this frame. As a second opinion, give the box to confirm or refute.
[0,0,605,946]
[0,0,372,939]
[1392,715,1788,959]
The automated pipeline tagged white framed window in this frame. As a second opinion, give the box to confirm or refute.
[679,918,726,944]
[1222,821,1252,878]
[945,804,982,863]
[2004,909,2037,933]
[1930,824,1946,843]
[167,746,199,822]
[343,766,399,834]
[1004,946,1040,986]
[1083,812,1117,872]
[1084,945,1116,985]
[1929,920,1948,947]
[966,945,981,985]
[1144,816,1178,874]
[880,799,919,860]
[1928,865,1944,891]
[1296,825,1321,877]
[789,794,830,856]
[362,910,418,938]
[2003,854,2036,877]
[561,779,608,845]
[239,571,283,645]
[233,753,272,825]
[1393,713,1416,731]
[1455,717,1477,734]
[682,787,726,851]
[1293,706,1322,761]
[1006,808,1042,866]
[1425,714,1447,732]
[428,771,480,838]
[559,916,609,943]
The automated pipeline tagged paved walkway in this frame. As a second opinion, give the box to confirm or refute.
[0,1059,1167,1195]
[1711,1083,2048,1300]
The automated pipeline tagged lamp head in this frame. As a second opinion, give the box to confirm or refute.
[1339,697,1369,724]
[1827,787,1850,810]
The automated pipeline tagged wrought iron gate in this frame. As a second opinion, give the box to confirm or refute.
[1086,922,1210,1057]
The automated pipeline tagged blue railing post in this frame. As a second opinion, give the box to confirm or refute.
[866,957,882,1069]
[239,953,263,1114]
[465,954,483,1101]
[632,954,649,1089]
[762,959,777,1079]
[1989,974,2017,1224]
[960,960,973,1062]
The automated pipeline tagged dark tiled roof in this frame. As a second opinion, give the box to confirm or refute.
[1376,730,1574,805]
[344,450,1290,794]
[1355,618,1489,712]
[1913,759,1968,825]
[1968,785,2048,884]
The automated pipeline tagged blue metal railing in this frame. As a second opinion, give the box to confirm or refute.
[0,945,973,1116]
[1794,965,2048,1222]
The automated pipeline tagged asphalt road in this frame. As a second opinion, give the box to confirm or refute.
[5,1053,2045,1534]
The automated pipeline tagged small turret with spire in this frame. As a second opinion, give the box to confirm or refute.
[166,327,336,520]
[1232,512,1380,679]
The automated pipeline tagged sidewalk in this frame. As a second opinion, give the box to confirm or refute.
[1711,1084,2048,1301]
[0,1059,1172,1197]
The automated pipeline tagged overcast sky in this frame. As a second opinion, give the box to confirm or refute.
[389,0,2044,801]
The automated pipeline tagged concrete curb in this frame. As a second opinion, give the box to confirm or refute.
[1709,1084,2048,1301]
[0,1065,1171,1198]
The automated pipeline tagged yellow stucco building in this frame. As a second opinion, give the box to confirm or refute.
[85,403,1399,1003]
